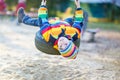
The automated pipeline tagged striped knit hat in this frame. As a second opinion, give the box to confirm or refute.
[58,41,79,59]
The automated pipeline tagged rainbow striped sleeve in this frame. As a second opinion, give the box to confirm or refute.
[74,8,83,22]
[38,5,48,20]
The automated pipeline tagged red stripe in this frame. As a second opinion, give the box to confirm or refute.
[64,46,76,57]
[76,28,81,33]
[54,39,58,45]
[41,27,51,34]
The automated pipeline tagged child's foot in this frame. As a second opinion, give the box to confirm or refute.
[17,7,25,23]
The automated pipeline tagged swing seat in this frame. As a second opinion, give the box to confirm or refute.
[35,31,80,55]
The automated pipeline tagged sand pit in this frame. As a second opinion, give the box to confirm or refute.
[0,21,120,80]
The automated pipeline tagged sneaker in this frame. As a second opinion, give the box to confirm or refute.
[17,7,25,23]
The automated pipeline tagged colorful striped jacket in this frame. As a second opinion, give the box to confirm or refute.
[38,5,84,50]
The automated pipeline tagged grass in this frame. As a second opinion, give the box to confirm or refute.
[88,22,120,32]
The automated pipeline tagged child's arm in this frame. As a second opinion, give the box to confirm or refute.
[38,0,48,24]
[74,0,83,22]
[22,0,48,27]
[72,0,84,32]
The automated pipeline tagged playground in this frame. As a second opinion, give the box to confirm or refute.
[0,0,120,80]
[0,20,120,80]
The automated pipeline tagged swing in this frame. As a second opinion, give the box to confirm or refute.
[35,31,80,55]
[34,10,88,55]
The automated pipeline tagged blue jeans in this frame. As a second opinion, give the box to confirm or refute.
[23,15,40,27]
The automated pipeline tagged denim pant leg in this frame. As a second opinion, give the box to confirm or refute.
[23,15,39,26]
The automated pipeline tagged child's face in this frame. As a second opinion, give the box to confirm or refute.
[58,37,70,50]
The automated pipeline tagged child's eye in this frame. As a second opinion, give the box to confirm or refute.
[60,45,62,48]
[65,43,68,46]
[59,46,63,50]
[60,45,63,48]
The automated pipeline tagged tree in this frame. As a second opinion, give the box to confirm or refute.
[5,0,71,16]
[5,0,17,10]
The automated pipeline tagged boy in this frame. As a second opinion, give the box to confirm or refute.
[18,0,84,59]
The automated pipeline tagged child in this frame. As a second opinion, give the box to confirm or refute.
[18,0,84,59]
[0,0,6,12]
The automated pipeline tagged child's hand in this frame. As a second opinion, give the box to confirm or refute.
[75,0,80,8]
[41,0,47,6]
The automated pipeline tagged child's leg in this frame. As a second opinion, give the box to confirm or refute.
[18,7,40,27]
[22,15,40,27]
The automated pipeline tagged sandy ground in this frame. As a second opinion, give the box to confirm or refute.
[0,20,120,80]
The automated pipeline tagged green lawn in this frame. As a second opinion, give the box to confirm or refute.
[88,22,120,32]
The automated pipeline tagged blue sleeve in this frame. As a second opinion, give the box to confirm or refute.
[72,8,84,32]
